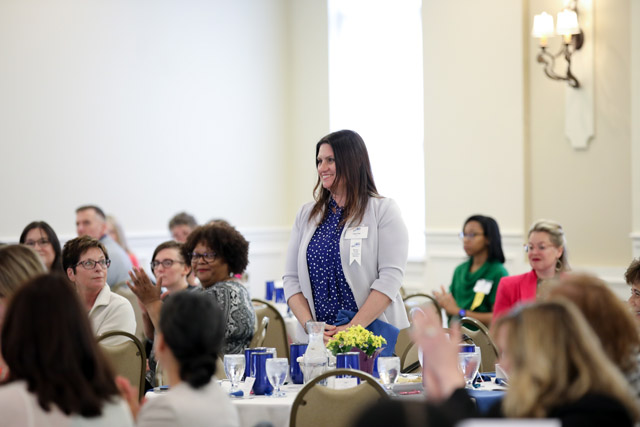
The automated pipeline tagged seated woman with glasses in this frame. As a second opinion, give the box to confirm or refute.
[142,241,194,382]
[492,219,570,320]
[62,236,136,345]
[19,221,64,273]
[433,215,508,327]
[129,222,255,354]
[0,274,134,426]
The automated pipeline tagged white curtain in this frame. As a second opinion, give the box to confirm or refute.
[328,0,425,258]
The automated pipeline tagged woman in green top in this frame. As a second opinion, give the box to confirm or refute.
[434,215,508,327]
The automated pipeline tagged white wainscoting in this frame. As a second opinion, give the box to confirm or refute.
[405,229,633,301]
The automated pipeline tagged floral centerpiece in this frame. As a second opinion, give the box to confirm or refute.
[327,325,387,374]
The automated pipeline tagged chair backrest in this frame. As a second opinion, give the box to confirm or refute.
[111,282,146,342]
[403,293,443,325]
[250,316,269,348]
[394,327,419,373]
[290,369,389,427]
[98,330,147,400]
[252,298,290,359]
[459,316,499,372]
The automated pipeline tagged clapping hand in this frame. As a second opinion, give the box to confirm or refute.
[433,285,460,316]
[410,307,465,401]
[127,267,162,306]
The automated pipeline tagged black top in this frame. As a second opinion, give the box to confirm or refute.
[354,388,634,427]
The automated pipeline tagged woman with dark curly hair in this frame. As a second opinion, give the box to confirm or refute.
[129,222,255,355]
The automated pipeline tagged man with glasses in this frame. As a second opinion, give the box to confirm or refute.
[75,205,133,287]
[62,236,136,345]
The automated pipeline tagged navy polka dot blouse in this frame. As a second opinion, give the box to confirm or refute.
[306,198,358,325]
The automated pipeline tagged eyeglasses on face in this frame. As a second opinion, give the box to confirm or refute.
[190,252,216,263]
[523,244,554,253]
[459,232,483,240]
[151,259,185,270]
[25,238,50,247]
[76,259,111,270]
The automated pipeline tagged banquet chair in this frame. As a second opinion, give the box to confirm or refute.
[290,369,388,427]
[250,316,269,348]
[98,330,147,400]
[112,282,146,342]
[252,298,290,359]
[460,316,499,372]
[403,293,443,325]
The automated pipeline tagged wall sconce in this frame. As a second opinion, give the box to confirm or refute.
[531,0,594,151]
[532,2,583,88]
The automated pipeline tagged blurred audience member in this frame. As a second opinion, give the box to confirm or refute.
[434,215,508,327]
[168,212,197,243]
[129,222,255,354]
[625,258,640,321]
[19,221,63,272]
[63,236,136,344]
[548,273,640,397]
[106,215,140,268]
[0,245,46,306]
[0,273,134,426]
[357,300,639,426]
[76,205,133,286]
[121,291,239,426]
[493,219,570,320]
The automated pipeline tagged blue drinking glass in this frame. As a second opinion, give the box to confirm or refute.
[252,352,274,395]
[337,352,361,384]
[265,281,275,301]
[244,347,268,380]
[290,343,308,384]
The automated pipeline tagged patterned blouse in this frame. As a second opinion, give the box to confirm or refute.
[306,198,358,325]
[198,280,256,354]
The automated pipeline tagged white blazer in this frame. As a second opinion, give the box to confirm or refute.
[283,196,410,330]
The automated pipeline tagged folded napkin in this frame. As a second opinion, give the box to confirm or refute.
[334,309,399,357]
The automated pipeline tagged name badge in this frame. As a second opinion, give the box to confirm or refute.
[473,279,493,295]
[350,239,362,265]
[345,226,368,239]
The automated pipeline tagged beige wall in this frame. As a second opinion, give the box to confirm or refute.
[632,0,640,242]
[422,0,526,234]
[285,0,330,223]
[527,0,632,267]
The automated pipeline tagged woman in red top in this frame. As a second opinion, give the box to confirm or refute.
[492,219,569,320]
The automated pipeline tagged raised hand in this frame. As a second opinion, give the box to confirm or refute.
[127,267,162,306]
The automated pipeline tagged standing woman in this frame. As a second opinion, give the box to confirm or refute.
[19,221,64,272]
[493,219,569,320]
[434,215,508,327]
[284,130,410,344]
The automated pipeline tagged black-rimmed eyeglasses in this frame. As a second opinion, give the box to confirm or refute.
[191,252,216,263]
[151,259,185,270]
[76,259,111,270]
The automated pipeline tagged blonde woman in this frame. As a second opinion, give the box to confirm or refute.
[398,300,639,426]
[493,219,569,320]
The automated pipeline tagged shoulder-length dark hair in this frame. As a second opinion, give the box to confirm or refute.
[19,221,63,272]
[464,215,505,264]
[309,130,379,226]
[159,291,224,388]
[1,273,119,416]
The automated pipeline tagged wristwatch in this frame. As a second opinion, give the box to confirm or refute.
[458,309,467,318]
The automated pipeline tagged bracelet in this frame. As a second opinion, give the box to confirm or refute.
[458,309,467,318]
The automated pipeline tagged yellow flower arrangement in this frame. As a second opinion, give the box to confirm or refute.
[326,325,387,357]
